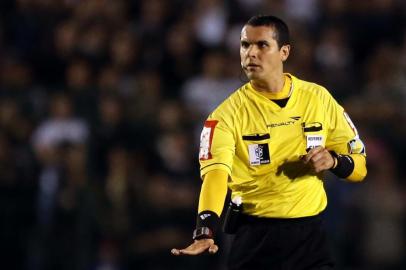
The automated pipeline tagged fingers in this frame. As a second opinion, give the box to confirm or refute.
[171,239,218,256]
[303,146,324,163]
[302,146,334,172]
[174,247,203,255]
[208,244,219,254]
[171,248,180,255]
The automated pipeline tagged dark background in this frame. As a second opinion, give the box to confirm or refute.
[0,0,405,269]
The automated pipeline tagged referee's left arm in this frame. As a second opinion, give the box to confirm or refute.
[303,147,367,182]
[321,88,367,182]
[329,152,367,182]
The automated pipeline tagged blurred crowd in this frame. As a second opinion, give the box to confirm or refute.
[0,0,405,269]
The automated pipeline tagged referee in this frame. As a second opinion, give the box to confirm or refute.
[172,15,367,270]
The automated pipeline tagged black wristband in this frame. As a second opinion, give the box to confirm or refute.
[196,210,220,236]
[329,151,355,178]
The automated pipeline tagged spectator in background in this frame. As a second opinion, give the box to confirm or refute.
[284,26,318,81]
[110,30,139,73]
[29,93,91,270]
[31,93,88,230]
[182,49,241,124]
[314,25,356,100]
[107,29,141,99]
[31,93,89,155]
[127,70,162,131]
[103,146,134,238]
[65,58,98,122]
[47,20,78,84]
[135,0,169,70]
[76,21,108,66]
[284,0,319,25]
[97,65,120,94]
[0,56,34,101]
[194,0,228,47]
[162,20,199,97]
[88,94,134,178]
[53,20,78,60]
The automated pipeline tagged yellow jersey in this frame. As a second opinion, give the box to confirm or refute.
[198,74,366,218]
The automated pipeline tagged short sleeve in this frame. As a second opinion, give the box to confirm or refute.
[199,116,235,178]
[324,94,366,156]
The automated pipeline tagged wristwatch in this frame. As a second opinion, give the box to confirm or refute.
[192,227,213,240]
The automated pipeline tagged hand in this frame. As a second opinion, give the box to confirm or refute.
[171,238,218,256]
[302,146,335,173]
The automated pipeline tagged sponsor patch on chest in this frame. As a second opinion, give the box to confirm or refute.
[248,143,270,166]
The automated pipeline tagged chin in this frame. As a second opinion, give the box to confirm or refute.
[246,72,262,81]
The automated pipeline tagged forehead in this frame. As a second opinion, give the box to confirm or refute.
[240,25,277,42]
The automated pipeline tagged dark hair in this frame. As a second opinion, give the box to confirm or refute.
[246,15,290,48]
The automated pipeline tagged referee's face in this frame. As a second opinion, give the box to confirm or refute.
[240,25,289,82]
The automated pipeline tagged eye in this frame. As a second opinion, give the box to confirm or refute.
[258,41,268,48]
[241,41,249,49]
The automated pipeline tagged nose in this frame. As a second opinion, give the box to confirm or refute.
[246,45,259,58]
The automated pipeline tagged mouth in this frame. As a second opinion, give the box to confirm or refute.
[245,63,261,70]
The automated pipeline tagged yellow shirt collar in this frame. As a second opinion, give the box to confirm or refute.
[248,74,292,100]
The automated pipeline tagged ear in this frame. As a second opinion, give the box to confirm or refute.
[280,45,290,62]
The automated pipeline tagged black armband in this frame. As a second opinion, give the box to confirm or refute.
[194,210,219,239]
[329,151,354,178]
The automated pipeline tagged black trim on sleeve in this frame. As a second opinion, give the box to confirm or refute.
[200,162,232,172]
[329,151,355,178]
[196,210,220,236]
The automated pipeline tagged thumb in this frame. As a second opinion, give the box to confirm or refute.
[208,243,219,254]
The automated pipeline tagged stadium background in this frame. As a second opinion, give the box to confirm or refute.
[0,0,405,269]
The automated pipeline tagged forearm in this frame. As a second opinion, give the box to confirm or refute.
[172,167,228,253]
[346,153,367,181]
[330,152,367,182]
[194,169,228,238]
[198,169,228,215]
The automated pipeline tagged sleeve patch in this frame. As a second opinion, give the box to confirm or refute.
[348,138,366,155]
[343,112,358,136]
[199,120,219,160]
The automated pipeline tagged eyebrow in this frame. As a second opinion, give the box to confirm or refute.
[240,40,270,45]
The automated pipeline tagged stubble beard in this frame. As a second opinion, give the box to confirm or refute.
[245,70,263,81]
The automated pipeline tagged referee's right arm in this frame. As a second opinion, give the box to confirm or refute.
[171,169,228,256]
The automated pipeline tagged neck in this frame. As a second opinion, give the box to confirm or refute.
[251,73,285,93]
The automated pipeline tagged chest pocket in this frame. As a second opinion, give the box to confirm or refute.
[302,122,325,151]
[242,133,270,141]
[242,133,271,166]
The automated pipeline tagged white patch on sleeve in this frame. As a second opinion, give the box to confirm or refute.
[348,138,366,154]
[199,126,212,160]
[199,120,218,160]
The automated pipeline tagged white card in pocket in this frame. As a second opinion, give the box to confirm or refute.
[306,135,324,150]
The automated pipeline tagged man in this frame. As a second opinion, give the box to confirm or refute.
[172,15,367,269]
